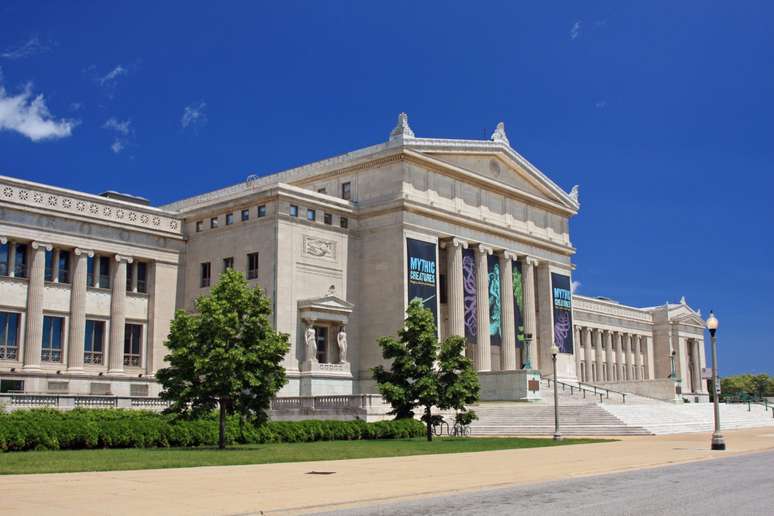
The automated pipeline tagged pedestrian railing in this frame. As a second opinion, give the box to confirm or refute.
[543,377,627,404]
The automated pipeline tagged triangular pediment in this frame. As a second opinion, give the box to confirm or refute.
[669,306,706,327]
[297,294,353,313]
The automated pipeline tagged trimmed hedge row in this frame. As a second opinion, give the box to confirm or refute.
[0,409,425,452]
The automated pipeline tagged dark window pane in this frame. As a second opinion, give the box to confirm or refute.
[0,243,8,277]
[44,250,54,281]
[241,209,250,221]
[58,250,70,283]
[87,256,95,287]
[137,262,147,293]
[258,205,267,217]
[226,213,234,225]
[14,244,27,278]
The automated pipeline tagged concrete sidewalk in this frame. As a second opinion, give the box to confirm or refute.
[3,427,774,516]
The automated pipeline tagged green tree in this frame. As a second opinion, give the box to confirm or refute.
[157,269,289,449]
[372,299,479,441]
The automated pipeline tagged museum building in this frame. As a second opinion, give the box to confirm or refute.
[0,114,708,400]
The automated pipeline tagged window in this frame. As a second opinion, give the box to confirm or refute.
[130,384,149,397]
[210,217,219,229]
[341,181,351,200]
[247,252,259,279]
[58,250,70,283]
[317,187,327,194]
[258,205,267,217]
[86,255,95,287]
[324,213,332,225]
[44,249,54,281]
[241,209,250,222]
[315,326,329,363]
[98,256,111,288]
[223,257,234,271]
[0,311,20,360]
[225,212,234,225]
[0,379,23,393]
[439,274,448,304]
[340,217,349,229]
[136,262,147,293]
[126,261,133,290]
[124,324,142,367]
[0,242,8,277]
[200,262,211,287]
[13,244,27,278]
[84,320,105,365]
[307,209,316,222]
[41,316,64,362]
[289,205,298,217]
[196,221,203,232]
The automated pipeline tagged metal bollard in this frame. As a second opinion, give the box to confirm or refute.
[748,401,751,412]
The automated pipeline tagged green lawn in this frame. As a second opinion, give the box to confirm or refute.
[0,437,612,475]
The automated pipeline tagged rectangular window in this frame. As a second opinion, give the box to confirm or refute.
[324,213,332,225]
[223,257,234,271]
[14,244,27,278]
[0,311,20,361]
[289,205,298,217]
[200,262,211,287]
[58,250,70,283]
[340,216,349,229]
[341,181,351,200]
[317,187,327,194]
[315,326,328,363]
[241,209,250,222]
[136,262,147,293]
[41,316,64,362]
[44,249,54,282]
[98,256,110,289]
[258,205,267,217]
[123,324,142,367]
[307,208,316,222]
[196,221,203,232]
[225,212,234,225]
[86,255,95,287]
[84,320,105,365]
[0,379,23,393]
[0,243,8,277]
[247,252,259,279]
[210,217,219,229]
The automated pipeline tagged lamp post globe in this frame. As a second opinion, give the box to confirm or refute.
[707,310,725,451]
[550,344,562,441]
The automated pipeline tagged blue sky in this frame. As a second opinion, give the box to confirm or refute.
[1,2,772,375]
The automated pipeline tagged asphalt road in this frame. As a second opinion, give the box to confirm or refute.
[317,450,774,516]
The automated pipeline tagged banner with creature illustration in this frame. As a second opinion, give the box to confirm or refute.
[487,254,502,347]
[551,272,574,354]
[406,238,438,323]
[512,260,525,351]
[462,248,477,343]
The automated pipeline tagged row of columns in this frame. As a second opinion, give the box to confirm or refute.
[443,238,541,372]
[574,325,651,382]
[13,240,137,373]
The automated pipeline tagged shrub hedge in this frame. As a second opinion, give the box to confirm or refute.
[0,409,425,452]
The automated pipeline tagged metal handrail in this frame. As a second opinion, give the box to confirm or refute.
[543,377,626,404]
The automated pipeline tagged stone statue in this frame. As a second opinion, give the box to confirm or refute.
[490,121,510,145]
[389,112,415,140]
[569,185,580,204]
[305,326,317,362]
[337,327,348,363]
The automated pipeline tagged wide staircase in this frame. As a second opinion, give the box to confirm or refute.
[603,402,774,434]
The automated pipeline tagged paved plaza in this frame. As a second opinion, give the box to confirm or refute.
[2,427,774,515]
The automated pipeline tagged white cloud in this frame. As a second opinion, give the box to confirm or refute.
[110,140,125,154]
[595,100,607,109]
[98,65,128,86]
[1,36,49,59]
[102,117,132,153]
[181,101,207,130]
[570,20,581,40]
[571,280,581,294]
[0,73,75,141]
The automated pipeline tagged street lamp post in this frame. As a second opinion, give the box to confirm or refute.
[522,333,533,369]
[707,311,725,451]
[551,344,562,441]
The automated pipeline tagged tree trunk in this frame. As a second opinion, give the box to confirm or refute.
[218,399,227,449]
[425,405,432,442]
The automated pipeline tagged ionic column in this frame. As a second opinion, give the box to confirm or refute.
[626,334,635,380]
[634,335,643,380]
[604,330,614,381]
[583,327,592,382]
[697,337,707,393]
[474,245,492,371]
[521,257,539,370]
[692,339,703,393]
[51,248,59,283]
[23,241,51,369]
[499,251,518,370]
[6,239,16,277]
[594,329,604,382]
[108,254,133,373]
[442,238,467,339]
[93,254,101,288]
[617,332,626,380]
[645,336,655,380]
[67,248,93,371]
[573,326,582,379]
[130,262,139,293]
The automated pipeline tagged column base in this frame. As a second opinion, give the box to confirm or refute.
[107,369,126,376]
[22,365,42,371]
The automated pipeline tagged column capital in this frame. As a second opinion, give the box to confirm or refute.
[114,254,134,264]
[0,236,6,245]
[30,241,53,251]
[475,244,493,256]
[74,248,95,257]
[500,250,519,261]
[523,256,540,267]
[440,237,468,250]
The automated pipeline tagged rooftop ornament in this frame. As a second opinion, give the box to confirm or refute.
[389,112,415,141]
[490,121,510,145]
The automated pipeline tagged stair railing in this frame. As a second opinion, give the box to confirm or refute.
[544,377,626,404]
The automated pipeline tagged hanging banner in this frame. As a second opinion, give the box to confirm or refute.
[512,260,525,349]
[551,272,574,354]
[406,238,438,323]
[487,254,502,347]
[462,248,477,342]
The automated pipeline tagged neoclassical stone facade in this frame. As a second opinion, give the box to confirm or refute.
[0,114,707,399]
